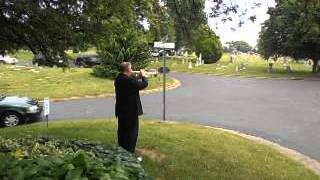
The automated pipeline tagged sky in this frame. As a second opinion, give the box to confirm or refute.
[205,0,276,47]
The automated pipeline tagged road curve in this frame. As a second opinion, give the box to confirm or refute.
[51,73,320,160]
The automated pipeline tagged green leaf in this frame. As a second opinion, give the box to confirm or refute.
[72,153,88,169]
[7,166,24,180]
[65,168,83,180]
[23,165,39,178]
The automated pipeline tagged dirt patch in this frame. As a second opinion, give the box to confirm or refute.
[137,148,166,163]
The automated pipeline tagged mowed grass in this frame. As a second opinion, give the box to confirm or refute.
[9,48,98,64]
[0,119,319,180]
[149,53,318,79]
[0,66,173,99]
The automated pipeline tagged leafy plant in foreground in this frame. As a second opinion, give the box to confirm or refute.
[0,137,151,180]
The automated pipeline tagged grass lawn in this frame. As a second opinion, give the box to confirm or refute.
[0,66,173,99]
[9,48,98,64]
[149,54,319,79]
[0,119,319,180]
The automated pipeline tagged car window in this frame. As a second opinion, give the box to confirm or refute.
[36,54,45,59]
[90,57,97,61]
[0,96,5,101]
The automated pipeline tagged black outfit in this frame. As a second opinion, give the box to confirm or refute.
[115,73,148,153]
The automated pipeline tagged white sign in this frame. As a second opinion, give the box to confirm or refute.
[154,42,175,49]
[163,43,175,49]
[44,98,50,116]
[154,42,163,48]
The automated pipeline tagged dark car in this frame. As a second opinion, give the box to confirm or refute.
[32,53,68,67]
[75,55,101,68]
[0,95,43,127]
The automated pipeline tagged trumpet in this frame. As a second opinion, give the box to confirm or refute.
[132,70,158,78]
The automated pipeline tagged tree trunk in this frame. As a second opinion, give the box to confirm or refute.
[312,59,319,74]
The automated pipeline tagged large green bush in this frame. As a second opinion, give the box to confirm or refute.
[93,27,150,79]
[193,26,223,64]
[0,137,150,180]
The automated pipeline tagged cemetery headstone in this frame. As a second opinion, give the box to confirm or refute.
[268,58,275,73]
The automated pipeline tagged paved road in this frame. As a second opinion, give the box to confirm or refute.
[51,73,320,160]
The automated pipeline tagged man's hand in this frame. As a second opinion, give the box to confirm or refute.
[140,69,147,77]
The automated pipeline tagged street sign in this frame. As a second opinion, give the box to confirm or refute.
[154,42,163,48]
[154,42,175,49]
[163,43,175,49]
[44,98,50,116]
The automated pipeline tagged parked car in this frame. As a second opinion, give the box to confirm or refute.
[32,53,68,67]
[0,55,19,65]
[75,55,101,68]
[0,95,43,128]
[150,49,174,57]
[151,50,160,57]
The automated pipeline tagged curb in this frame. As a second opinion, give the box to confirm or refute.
[158,120,320,175]
[139,78,181,95]
[173,71,317,81]
[43,78,181,103]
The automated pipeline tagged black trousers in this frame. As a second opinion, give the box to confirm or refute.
[117,114,139,153]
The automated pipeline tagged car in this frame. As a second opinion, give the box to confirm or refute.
[150,49,174,57]
[75,55,101,68]
[32,53,68,67]
[151,50,160,57]
[0,95,43,128]
[0,55,19,65]
[151,50,165,57]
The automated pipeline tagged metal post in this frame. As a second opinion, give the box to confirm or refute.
[46,115,49,128]
[45,114,49,139]
[163,48,166,121]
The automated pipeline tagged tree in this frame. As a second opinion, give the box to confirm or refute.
[0,0,153,66]
[93,26,150,79]
[0,0,97,65]
[147,1,176,44]
[258,0,320,73]
[226,41,252,53]
[166,0,207,49]
[0,0,261,67]
[193,25,223,64]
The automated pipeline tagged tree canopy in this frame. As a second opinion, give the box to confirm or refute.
[0,0,262,66]
[193,25,223,64]
[0,0,152,65]
[226,41,252,53]
[258,0,320,73]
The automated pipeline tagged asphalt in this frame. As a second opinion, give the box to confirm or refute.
[51,73,320,160]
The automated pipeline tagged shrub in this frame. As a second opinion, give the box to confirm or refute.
[193,26,223,64]
[0,137,150,180]
[93,27,150,79]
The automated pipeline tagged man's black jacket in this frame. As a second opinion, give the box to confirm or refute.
[115,73,149,117]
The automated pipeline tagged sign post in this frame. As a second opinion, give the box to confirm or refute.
[163,46,166,121]
[154,42,175,121]
[43,98,50,129]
